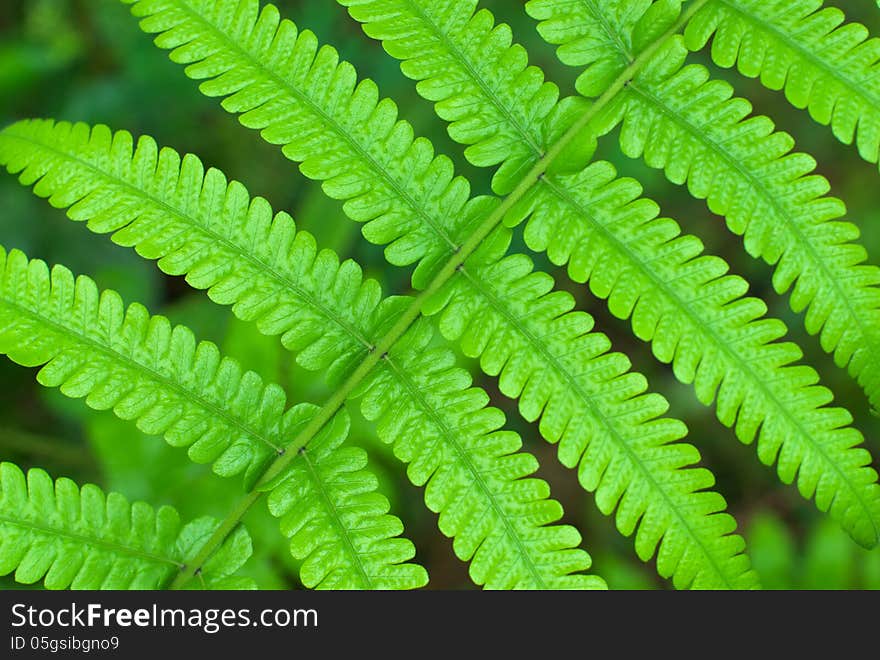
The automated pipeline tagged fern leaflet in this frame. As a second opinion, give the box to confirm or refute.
[1,0,875,591]
[615,39,880,409]
[268,407,428,589]
[0,246,280,483]
[525,0,655,98]
[0,119,388,386]
[530,1,880,411]
[0,461,253,589]
[684,0,880,167]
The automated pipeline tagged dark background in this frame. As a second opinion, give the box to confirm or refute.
[1,0,879,589]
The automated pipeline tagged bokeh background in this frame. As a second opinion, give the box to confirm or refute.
[1,0,879,589]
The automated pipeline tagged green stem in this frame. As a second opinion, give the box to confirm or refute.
[169,0,709,589]
[169,489,261,589]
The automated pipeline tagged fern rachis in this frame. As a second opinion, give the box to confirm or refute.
[337,0,880,542]
[0,0,760,586]
[0,247,429,589]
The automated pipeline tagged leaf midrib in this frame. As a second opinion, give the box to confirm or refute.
[158,0,719,585]
[406,0,878,539]
[381,0,749,584]
[713,0,880,111]
[580,0,635,63]
[0,512,182,569]
[1,295,284,455]
[381,354,549,588]
[298,448,374,588]
[176,0,460,252]
[400,0,545,156]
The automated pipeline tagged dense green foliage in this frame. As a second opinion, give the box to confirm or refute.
[0,0,878,590]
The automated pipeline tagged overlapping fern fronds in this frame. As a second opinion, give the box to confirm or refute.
[530,0,880,411]
[0,7,759,587]
[0,126,600,590]
[0,0,878,591]
[336,0,880,549]
[685,0,880,167]
[0,246,427,589]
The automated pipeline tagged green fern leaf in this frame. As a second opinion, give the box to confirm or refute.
[112,0,757,588]
[341,0,880,548]
[0,246,282,483]
[525,0,651,96]
[0,461,253,589]
[0,123,596,591]
[268,407,428,589]
[125,0,476,289]
[0,118,385,386]
[608,37,880,409]
[346,0,558,195]
[520,164,880,548]
[527,0,688,100]
[527,2,880,411]
[119,0,606,586]
[684,0,880,166]
[0,0,873,591]
[425,226,756,589]
[0,246,427,590]
[358,318,604,589]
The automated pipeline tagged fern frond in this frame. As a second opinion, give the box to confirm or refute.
[608,37,880,409]
[0,461,253,589]
[426,226,756,589]
[359,318,605,589]
[268,407,428,589]
[0,119,382,387]
[344,0,559,195]
[518,164,880,547]
[0,246,282,483]
[112,0,761,588]
[528,2,880,410]
[684,0,880,167]
[341,0,880,548]
[0,124,596,591]
[525,0,652,96]
[0,246,428,590]
[124,0,481,289]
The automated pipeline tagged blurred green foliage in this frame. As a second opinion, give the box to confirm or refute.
[0,0,879,589]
